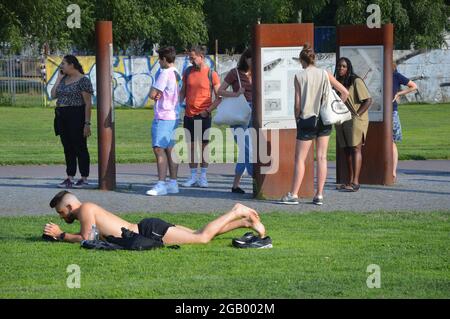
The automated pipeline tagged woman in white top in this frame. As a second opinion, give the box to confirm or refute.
[280,44,349,205]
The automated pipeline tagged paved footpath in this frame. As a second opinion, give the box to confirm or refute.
[0,161,449,216]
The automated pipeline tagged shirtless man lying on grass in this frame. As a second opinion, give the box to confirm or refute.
[43,191,268,247]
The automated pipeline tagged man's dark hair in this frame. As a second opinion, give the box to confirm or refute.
[157,46,176,63]
[190,45,208,56]
[49,190,71,208]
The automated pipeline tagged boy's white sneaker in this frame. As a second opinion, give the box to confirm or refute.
[198,176,208,188]
[146,182,168,196]
[166,181,179,194]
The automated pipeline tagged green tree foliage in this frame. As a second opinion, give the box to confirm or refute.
[335,0,449,49]
[95,0,158,54]
[0,0,72,53]
[291,0,330,23]
[152,0,208,51]
[0,0,208,54]
[204,0,295,53]
[0,0,448,54]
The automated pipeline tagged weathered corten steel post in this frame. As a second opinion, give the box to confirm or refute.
[95,21,116,190]
[252,23,315,199]
[336,24,394,185]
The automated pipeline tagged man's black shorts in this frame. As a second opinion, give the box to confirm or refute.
[138,218,175,240]
[183,114,211,143]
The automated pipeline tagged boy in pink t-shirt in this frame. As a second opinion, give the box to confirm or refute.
[146,46,181,196]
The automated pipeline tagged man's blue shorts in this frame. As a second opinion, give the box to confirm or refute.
[151,119,178,148]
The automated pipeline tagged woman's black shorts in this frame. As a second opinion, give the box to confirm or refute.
[296,117,332,141]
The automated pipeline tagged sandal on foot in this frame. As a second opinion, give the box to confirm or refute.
[344,183,360,192]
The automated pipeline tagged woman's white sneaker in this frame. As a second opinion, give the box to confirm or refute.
[279,192,299,205]
[182,176,198,187]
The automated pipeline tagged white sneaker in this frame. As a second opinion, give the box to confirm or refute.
[146,182,168,196]
[166,181,179,194]
[198,176,208,188]
[182,176,198,187]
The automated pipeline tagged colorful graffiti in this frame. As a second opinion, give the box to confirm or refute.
[46,49,450,107]
[46,55,216,107]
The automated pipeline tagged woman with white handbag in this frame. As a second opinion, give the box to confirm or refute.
[216,48,253,194]
[334,57,373,192]
[280,44,349,206]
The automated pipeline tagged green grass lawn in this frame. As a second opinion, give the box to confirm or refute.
[0,103,449,165]
[396,104,450,160]
[0,106,157,164]
[0,211,448,298]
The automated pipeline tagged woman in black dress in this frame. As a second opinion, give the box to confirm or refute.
[51,55,94,189]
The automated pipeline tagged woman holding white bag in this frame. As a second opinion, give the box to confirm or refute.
[280,44,349,206]
[216,48,253,194]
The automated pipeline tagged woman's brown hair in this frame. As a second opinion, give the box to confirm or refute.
[237,48,252,72]
[299,43,316,66]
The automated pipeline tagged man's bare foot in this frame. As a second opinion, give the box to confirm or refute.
[247,211,266,238]
[233,203,260,220]
[231,204,265,237]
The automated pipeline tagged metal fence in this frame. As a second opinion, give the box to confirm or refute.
[0,56,47,107]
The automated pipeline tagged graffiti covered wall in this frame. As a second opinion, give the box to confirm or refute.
[46,55,217,107]
[46,49,450,107]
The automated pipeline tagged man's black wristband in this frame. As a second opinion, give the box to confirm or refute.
[59,232,66,241]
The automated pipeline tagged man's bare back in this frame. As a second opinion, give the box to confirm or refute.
[78,203,139,239]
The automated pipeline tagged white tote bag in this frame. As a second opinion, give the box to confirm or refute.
[320,72,352,125]
[213,69,252,126]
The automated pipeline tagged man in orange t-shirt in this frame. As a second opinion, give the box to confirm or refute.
[179,45,221,188]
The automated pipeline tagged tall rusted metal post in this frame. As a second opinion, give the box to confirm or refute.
[95,21,116,190]
[336,24,394,185]
[252,23,315,199]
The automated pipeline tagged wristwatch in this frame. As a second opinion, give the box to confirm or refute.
[84,121,91,126]
[59,232,66,241]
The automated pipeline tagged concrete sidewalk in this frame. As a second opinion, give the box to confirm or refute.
[0,161,449,216]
